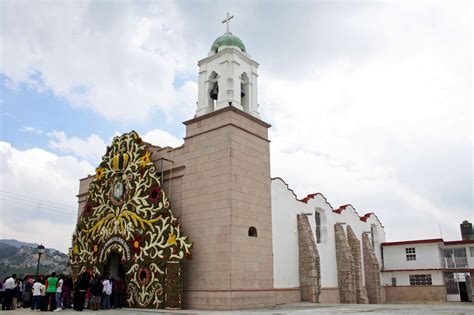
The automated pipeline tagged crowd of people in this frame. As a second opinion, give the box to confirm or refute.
[0,272,125,312]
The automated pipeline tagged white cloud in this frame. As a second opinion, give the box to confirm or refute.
[0,141,94,252]
[47,131,107,165]
[1,1,471,244]
[142,129,183,148]
[1,1,198,122]
[20,126,43,135]
[260,3,472,242]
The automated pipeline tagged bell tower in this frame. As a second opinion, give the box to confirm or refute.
[195,13,260,118]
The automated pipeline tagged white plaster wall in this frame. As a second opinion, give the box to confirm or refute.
[271,178,386,289]
[382,243,443,270]
[271,179,303,288]
[381,270,444,286]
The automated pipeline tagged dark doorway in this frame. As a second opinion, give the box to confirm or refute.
[105,252,126,280]
[459,281,469,302]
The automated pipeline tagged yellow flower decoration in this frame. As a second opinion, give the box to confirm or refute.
[133,240,140,249]
[95,167,105,180]
[73,245,79,254]
[140,151,152,168]
[93,244,98,253]
[167,234,177,246]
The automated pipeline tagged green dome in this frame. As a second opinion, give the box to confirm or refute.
[211,33,246,53]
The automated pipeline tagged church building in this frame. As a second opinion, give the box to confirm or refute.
[70,15,386,310]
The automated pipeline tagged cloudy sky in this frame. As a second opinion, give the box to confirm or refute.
[0,0,472,253]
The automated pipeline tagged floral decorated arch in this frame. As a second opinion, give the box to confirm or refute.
[69,131,192,309]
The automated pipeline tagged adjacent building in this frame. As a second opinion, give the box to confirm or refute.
[381,235,474,303]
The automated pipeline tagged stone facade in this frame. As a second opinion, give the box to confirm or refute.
[362,232,382,304]
[79,106,276,310]
[384,286,446,303]
[334,223,357,303]
[297,214,321,303]
[346,226,368,304]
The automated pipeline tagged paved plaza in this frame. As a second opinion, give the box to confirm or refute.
[1,303,474,315]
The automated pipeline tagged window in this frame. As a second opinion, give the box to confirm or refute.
[406,247,416,261]
[391,277,397,286]
[315,211,321,243]
[371,225,376,248]
[409,274,432,286]
[248,226,257,237]
[470,247,474,258]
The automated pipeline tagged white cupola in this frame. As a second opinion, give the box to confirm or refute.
[195,13,260,118]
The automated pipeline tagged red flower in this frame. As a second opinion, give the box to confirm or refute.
[148,186,161,203]
[130,235,141,254]
[83,201,94,217]
[136,267,151,285]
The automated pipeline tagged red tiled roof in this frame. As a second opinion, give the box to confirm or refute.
[381,238,444,247]
[271,177,384,227]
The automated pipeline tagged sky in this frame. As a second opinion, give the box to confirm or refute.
[0,0,472,253]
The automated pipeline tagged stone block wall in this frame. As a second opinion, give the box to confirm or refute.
[346,225,368,304]
[159,107,276,309]
[297,214,321,303]
[384,286,446,303]
[362,232,382,304]
[334,223,357,303]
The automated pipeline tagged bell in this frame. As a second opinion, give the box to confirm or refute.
[241,83,245,98]
[210,83,218,100]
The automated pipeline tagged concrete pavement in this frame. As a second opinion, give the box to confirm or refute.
[1,303,474,314]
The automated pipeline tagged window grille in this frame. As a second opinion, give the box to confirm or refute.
[405,247,416,261]
[409,274,432,286]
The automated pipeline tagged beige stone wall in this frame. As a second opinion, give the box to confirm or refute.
[275,289,301,305]
[77,107,276,310]
[346,225,368,304]
[153,107,274,309]
[297,214,321,303]
[319,288,340,303]
[384,285,446,303]
[334,223,357,303]
[362,232,382,304]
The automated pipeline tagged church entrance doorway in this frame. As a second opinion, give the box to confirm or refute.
[104,252,126,281]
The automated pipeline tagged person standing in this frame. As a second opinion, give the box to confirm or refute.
[114,277,124,309]
[101,277,112,310]
[61,277,72,309]
[90,277,103,311]
[73,273,89,312]
[45,272,58,311]
[55,275,64,311]
[31,279,44,311]
[40,279,47,312]
[2,273,16,310]
[11,278,20,310]
[22,276,32,308]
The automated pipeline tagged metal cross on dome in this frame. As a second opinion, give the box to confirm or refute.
[222,12,234,34]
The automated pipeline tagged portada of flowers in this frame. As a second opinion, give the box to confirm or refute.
[69,130,192,309]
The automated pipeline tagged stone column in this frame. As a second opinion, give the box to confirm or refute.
[346,226,368,304]
[334,223,357,303]
[362,232,382,304]
[297,214,321,303]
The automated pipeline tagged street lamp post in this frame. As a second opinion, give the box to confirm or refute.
[35,244,45,278]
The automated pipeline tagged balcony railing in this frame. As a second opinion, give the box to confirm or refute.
[442,256,469,269]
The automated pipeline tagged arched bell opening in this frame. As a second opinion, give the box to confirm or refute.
[240,72,250,112]
[208,71,219,112]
